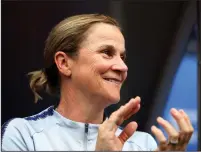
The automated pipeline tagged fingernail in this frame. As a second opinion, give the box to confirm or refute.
[171,108,177,114]
[157,117,163,122]
[135,96,141,101]
[151,125,155,131]
[179,109,184,113]
[132,122,138,129]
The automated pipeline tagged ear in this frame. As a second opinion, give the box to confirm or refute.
[54,51,73,77]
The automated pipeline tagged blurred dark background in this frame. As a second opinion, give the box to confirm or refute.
[1,0,199,150]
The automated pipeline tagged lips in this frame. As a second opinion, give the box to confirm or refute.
[103,77,122,85]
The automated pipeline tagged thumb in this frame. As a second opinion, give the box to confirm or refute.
[118,121,138,144]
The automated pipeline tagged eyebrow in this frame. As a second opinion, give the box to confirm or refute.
[98,44,126,55]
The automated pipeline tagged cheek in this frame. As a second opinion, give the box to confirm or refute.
[87,57,111,75]
[84,62,110,90]
[73,54,112,81]
[95,64,111,75]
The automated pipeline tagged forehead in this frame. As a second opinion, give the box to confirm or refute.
[81,23,125,52]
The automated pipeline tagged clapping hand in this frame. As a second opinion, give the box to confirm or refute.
[151,108,194,151]
[95,97,194,151]
[95,97,141,151]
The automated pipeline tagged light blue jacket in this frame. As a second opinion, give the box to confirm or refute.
[1,106,157,151]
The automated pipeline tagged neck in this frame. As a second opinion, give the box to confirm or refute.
[56,82,106,124]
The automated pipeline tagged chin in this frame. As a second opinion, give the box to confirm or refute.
[105,93,120,105]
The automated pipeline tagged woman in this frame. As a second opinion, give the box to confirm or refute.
[1,14,194,151]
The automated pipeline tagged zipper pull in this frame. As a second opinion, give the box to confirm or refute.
[85,123,89,133]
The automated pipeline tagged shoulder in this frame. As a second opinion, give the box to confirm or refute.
[1,118,33,151]
[24,106,56,130]
[1,106,56,151]
[2,117,22,133]
[2,117,29,139]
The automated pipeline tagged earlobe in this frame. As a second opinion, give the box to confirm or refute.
[66,69,72,76]
[54,51,72,77]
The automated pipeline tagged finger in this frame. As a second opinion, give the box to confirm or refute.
[102,97,140,132]
[122,97,141,120]
[118,122,138,144]
[101,104,127,132]
[179,109,194,143]
[151,125,167,151]
[157,117,179,141]
[170,108,190,133]
[124,103,140,120]
[179,109,194,133]
[109,97,141,125]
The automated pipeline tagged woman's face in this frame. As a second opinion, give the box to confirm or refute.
[71,23,127,105]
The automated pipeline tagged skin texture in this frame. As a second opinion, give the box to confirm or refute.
[151,108,194,151]
[55,23,127,124]
[54,23,194,151]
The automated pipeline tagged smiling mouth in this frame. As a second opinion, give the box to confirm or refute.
[103,78,122,85]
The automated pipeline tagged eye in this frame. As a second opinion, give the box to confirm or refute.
[121,54,126,61]
[100,49,114,58]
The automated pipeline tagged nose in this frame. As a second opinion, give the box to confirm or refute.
[111,57,128,72]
